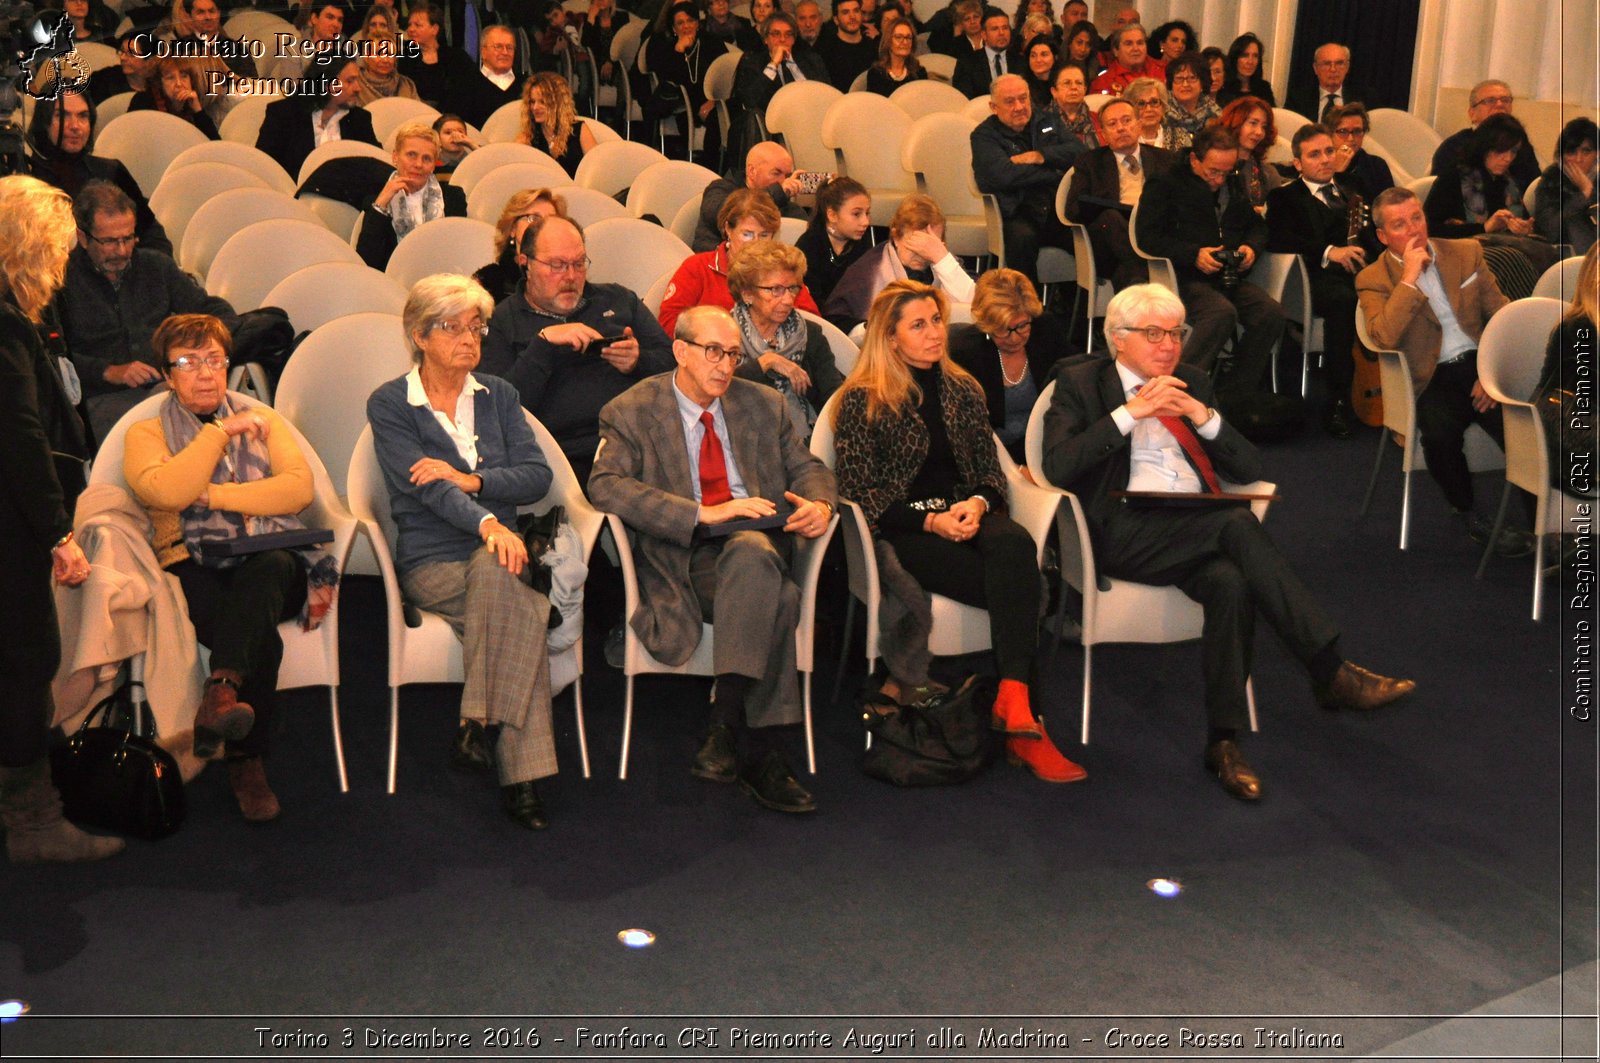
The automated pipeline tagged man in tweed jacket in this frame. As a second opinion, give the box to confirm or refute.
[589,306,837,813]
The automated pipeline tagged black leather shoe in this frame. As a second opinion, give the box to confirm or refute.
[690,724,738,783]
[451,719,494,774]
[738,752,817,814]
[1324,399,1353,438]
[1203,740,1262,802]
[501,781,549,830]
[1315,661,1417,711]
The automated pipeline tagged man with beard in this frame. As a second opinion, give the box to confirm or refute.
[479,215,674,484]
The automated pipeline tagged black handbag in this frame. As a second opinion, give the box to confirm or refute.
[516,504,565,627]
[1538,388,1599,499]
[49,675,186,840]
[860,675,995,786]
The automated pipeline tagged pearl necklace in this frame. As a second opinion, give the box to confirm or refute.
[997,346,1027,387]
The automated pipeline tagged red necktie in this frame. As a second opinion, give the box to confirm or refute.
[698,411,732,506]
[1157,415,1222,494]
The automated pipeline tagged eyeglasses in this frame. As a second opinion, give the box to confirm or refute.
[1117,324,1192,345]
[1332,126,1365,138]
[431,320,489,338]
[1133,98,1164,109]
[1472,94,1513,109]
[683,340,745,366]
[1170,74,1199,85]
[997,319,1033,337]
[167,354,229,373]
[84,231,138,248]
[531,255,590,274]
[754,283,802,298]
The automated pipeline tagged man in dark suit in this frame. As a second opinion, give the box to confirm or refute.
[1266,124,1368,437]
[1285,42,1368,122]
[254,59,379,181]
[1428,79,1541,190]
[1040,283,1415,801]
[952,6,1016,99]
[1063,98,1177,295]
[445,25,523,128]
[971,74,1072,285]
[733,11,829,113]
[589,305,837,814]
[1135,125,1284,400]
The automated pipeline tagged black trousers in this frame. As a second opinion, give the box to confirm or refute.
[883,513,1040,684]
[1097,503,1340,731]
[1308,270,1358,404]
[1416,352,1505,514]
[0,544,59,768]
[1085,207,1149,291]
[1003,197,1072,286]
[172,550,307,759]
[1180,277,1286,401]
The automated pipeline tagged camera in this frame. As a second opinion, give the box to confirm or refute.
[1214,248,1245,291]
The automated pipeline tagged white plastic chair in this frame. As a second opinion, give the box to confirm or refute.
[1406,174,1437,203]
[573,140,669,197]
[959,95,992,124]
[165,140,296,196]
[479,100,527,144]
[777,216,807,246]
[224,10,297,58]
[821,93,915,227]
[919,53,956,84]
[1533,255,1584,302]
[448,142,564,196]
[1054,167,1112,343]
[150,163,273,259]
[74,41,119,73]
[1126,199,1180,295]
[383,216,498,289]
[888,79,969,119]
[94,110,211,197]
[603,489,838,781]
[1254,251,1320,396]
[561,185,633,227]
[1472,297,1572,620]
[704,50,743,170]
[765,81,844,176]
[347,420,598,792]
[1356,304,1505,549]
[1082,93,1112,113]
[585,118,622,145]
[1268,108,1307,166]
[1024,379,1267,743]
[626,159,721,223]
[181,188,322,279]
[208,219,364,309]
[903,110,987,257]
[642,270,673,315]
[300,193,362,241]
[810,390,1058,708]
[368,97,443,150]
[296,139,393,189]
[668,194,702,246]
[92,92,136,142]
[465,163,577,223]
[1522,174,1542,216]
[609,19,647,140]
[90,391,358,791]
[1366,108,1443,184]
[220,95,276,147]
[262,264,407,335]
[797,309,859,377]
[583,216,692,295]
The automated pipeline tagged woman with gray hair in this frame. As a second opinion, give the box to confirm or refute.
[727,240,842,443]
[366,274,559,830]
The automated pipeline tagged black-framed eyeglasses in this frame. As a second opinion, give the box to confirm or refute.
[167,354,229,373]
[431,320,489,338]
[683,340,745,366]
[998,319,1033,337]
[531,255,590,274]
[1116,324,1192,345]
[1332,126,1365,138]
[84,231,138,249]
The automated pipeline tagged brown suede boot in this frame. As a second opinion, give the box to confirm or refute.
[227,758,280,823]
[0,761,126,865]
[194,669,254,760]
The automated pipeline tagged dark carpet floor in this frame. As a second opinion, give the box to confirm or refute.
[2,389,1594,1061]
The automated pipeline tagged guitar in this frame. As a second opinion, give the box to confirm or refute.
[1341,188,1384,427]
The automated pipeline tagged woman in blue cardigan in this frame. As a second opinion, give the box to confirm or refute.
[367,274,558,831]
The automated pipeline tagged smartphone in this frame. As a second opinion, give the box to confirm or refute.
[593,333,630,347]
[792,170,829,194]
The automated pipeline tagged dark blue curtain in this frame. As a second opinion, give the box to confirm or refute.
[1285,0,1421,114]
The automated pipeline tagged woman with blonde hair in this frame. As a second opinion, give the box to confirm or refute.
[356,122,467,270]
[949,268,1066,461]
[518,72,598,178]
[726,239,842,441]
[830,280,1083,782]
[352,30,420,105]
[1537,243,1599,498]
[1122,76,1168,147]
[473,188,570,303]
[0,175,120,864]
[824,193,976,332]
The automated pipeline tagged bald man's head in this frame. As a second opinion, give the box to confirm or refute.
[745,141,796,190]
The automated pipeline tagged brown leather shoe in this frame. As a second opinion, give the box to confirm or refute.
[1315,661,1417,712]
[194,670,254,760]
[227,757,280,822]
[1203,740,1262,802]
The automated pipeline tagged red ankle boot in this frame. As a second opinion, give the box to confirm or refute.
[1007,721,1088,783]
[990,678,1043,739]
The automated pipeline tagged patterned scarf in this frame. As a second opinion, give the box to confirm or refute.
[1460,168,1524,224]
[387,173,446,242]
[157,393,340,630]
[732,300,815,437]
[1043,101,1099,149]
[1162,95,1218,151]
